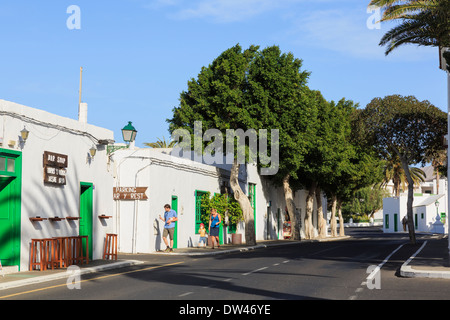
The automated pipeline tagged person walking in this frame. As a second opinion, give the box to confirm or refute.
[159,204,178,252]
[208,208,221,249]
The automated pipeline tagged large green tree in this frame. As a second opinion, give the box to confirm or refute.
[168,44,311,244]
[247,46,312,241]
[358,94,447,244]
[169,44,259,245]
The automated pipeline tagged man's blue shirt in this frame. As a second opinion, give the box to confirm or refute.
[164,209,177,229]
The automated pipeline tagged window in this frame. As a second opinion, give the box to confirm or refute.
[7,158,14,172]
[385,214,389,229]
[195,190,208,234]
[0,155,15,174]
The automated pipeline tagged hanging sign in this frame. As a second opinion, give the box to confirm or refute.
[113,187,148,200]
[43,151,68,185]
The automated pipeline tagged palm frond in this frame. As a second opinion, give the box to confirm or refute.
[144,136,178,148]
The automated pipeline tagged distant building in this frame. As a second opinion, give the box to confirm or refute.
[382,166,447,234]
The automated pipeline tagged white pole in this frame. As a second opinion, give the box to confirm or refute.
[447,71,450,253]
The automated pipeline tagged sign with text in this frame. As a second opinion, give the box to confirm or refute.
[113,187,148,200]
[43,151,68,185]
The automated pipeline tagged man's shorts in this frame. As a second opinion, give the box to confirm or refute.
[163,227,175,240]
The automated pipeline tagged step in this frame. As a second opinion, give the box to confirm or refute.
[1,265,19,275]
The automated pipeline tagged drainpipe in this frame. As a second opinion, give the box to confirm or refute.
[132,160,152,254]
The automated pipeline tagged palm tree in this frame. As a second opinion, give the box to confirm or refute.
[368,0,450,55]
[381,155,426,196]
[144,136,178,148]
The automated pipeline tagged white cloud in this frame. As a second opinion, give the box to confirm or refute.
[173,0,277,22]
[286,8,436,61]
[146,0,306,23]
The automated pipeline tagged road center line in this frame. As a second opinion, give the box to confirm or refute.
[367,243,405,281]
[242,266,268,276]
[0,261,185,300]
[179,292,193,297]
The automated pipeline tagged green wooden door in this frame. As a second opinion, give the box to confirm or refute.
[0,150,22,268]
[79,182,93,260]
[171,195,178,249]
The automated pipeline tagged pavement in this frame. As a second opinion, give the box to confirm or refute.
[1,234,449,292]
[399,235,450,279]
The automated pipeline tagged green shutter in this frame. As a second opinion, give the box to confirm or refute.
[194,190,208,234]
[0,149,22,268]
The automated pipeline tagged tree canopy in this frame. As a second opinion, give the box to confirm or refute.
[357,94,447,243]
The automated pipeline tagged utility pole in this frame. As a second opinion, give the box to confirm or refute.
[79,66,83,106]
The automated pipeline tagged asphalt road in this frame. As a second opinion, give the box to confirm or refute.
[2,228,450,305]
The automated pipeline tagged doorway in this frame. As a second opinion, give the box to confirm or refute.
[171,195,178,249]
[0,150,22,268]
[80,182,93,260]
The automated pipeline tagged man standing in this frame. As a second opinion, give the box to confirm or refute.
[159,204,178,252]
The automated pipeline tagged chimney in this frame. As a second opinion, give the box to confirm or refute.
[78,102,88,123]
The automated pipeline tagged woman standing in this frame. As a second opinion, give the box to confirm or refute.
[208,208,221,249]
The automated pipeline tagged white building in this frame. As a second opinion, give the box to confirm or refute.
[382,165,448,234]
[383,193,447,234]
[0,100,114,271]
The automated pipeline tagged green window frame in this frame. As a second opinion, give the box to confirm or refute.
[248,183,256,231]
[195,190,208,234]
[0,154,17,176]
[385,214,389,229]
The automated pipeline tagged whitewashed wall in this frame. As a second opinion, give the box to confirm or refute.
[112,148,328,254]
[383,194,448,234]
[0,100,114,271]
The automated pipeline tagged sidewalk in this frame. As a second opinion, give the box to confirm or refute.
[400,235,450,279]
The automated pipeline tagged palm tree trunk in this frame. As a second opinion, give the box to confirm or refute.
[400,156,416,245]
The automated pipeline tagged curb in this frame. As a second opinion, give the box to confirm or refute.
[154,236,351,256]
[0,260,144,291]
[400,241,450,279]
[164,240,302,256]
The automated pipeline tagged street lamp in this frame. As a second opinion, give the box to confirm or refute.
[122,121,137,144]
[20,126,29,142]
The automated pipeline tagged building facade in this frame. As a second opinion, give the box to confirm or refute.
[110,147,326,253]
[0,100,114,271]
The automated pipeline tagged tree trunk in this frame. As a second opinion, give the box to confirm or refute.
[400,157,416,244]
[283,174,300,240]
[230,158,256,245]
[316,186,327,239]
[436,169,440,194]
[304,183,316,239]
[337,199,345,237]
[330,194,337,237]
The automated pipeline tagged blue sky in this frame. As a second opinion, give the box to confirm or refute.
[0,0,447,147]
